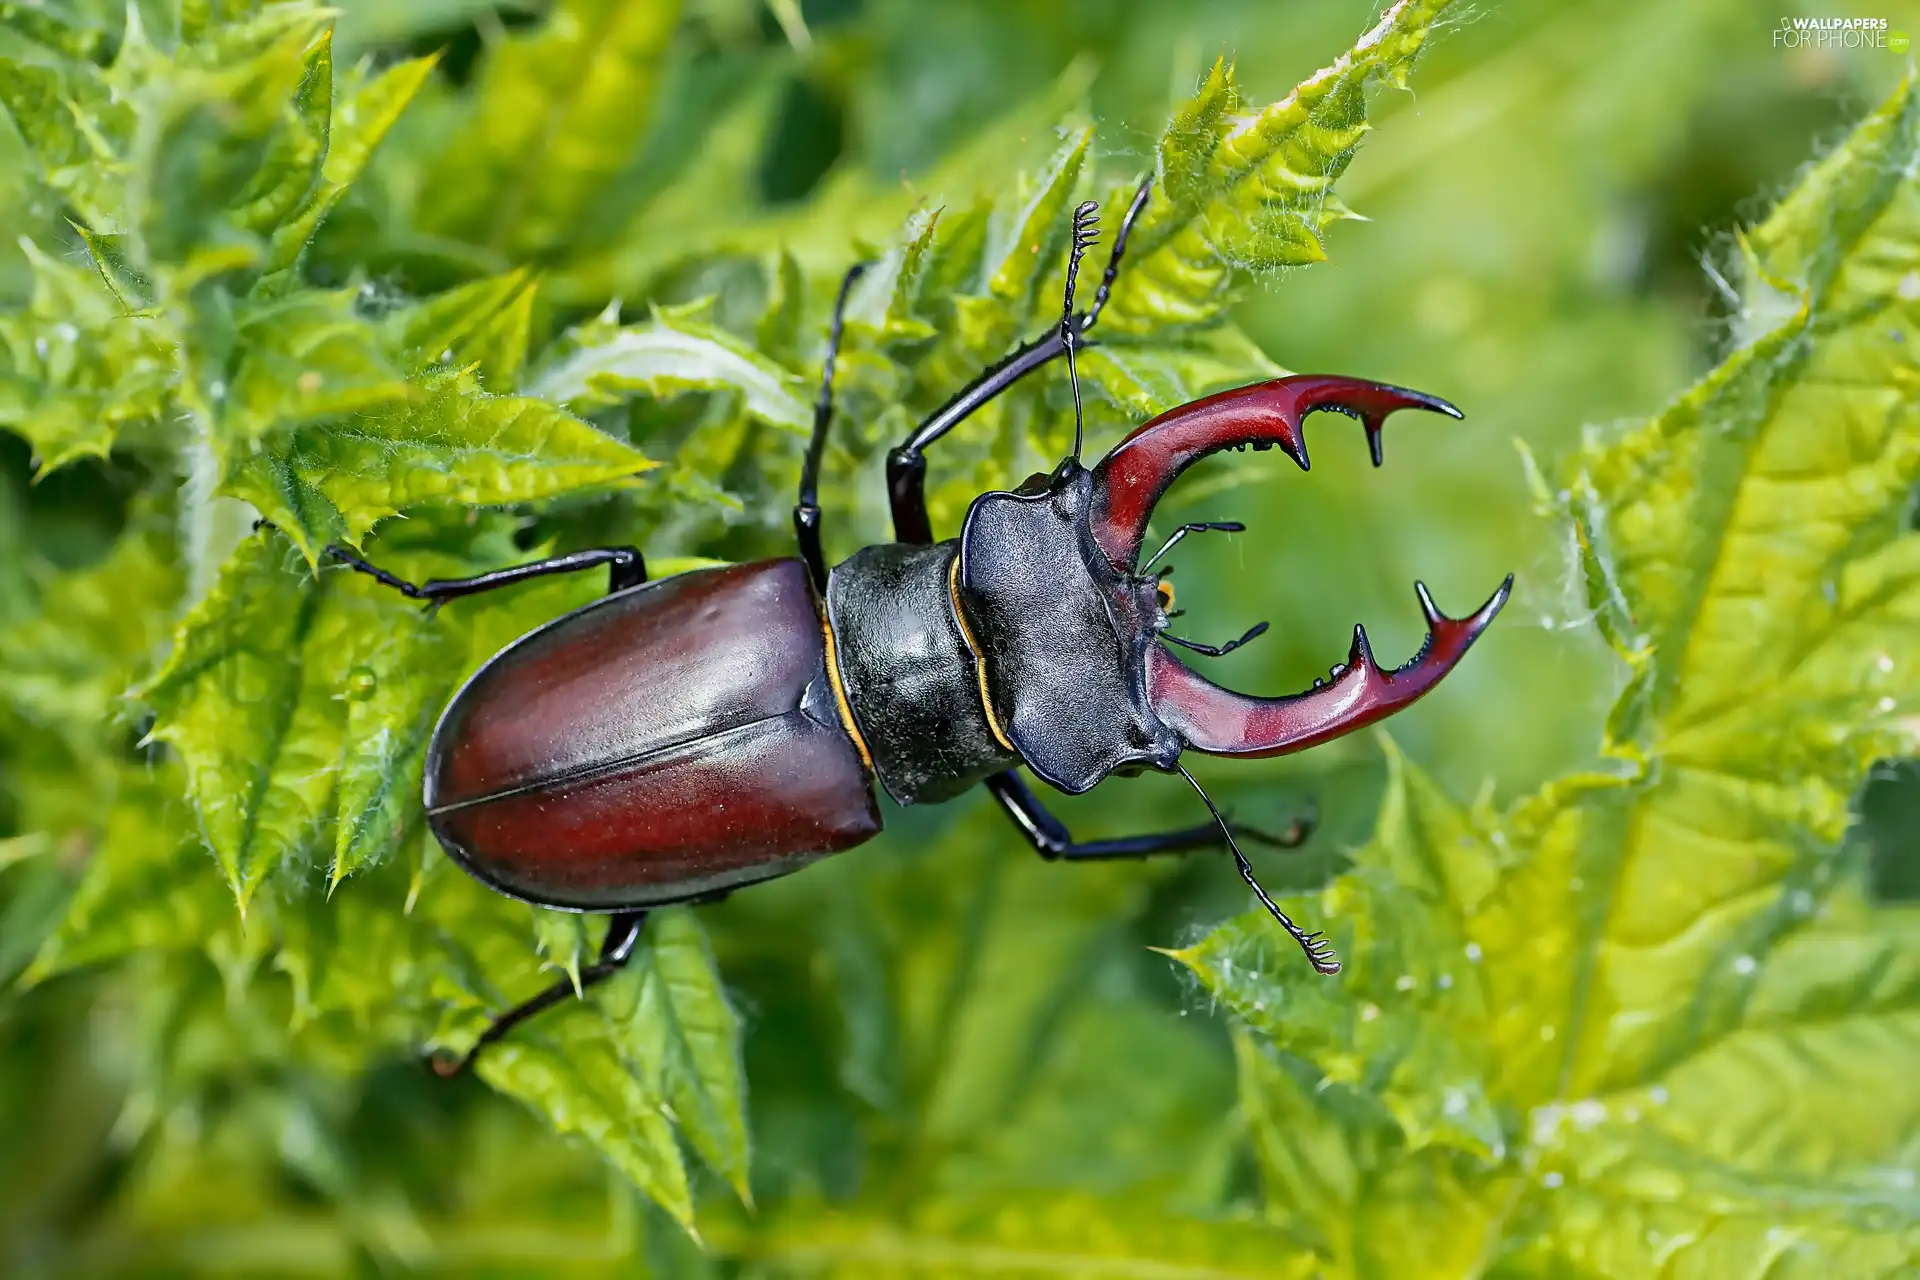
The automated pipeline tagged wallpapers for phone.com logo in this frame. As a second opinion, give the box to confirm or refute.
[1775,16,1909,52]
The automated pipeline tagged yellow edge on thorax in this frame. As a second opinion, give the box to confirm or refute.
[819,607,876,775]
[947,557,1015,752]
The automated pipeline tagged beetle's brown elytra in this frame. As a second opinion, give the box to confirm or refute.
[325,176,1511,1070]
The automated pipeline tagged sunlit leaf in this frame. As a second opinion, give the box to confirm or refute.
[139,532,371,910]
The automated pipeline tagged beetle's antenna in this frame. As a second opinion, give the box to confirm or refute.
[1175,763,1341,975]
[1061,199,1100,463]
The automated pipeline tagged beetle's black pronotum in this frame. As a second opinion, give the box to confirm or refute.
[323,178,1513,1074]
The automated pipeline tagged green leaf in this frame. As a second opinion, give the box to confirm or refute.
[221,375,652,562]
[1175,77,1920,1279]
[137,23,324,265]
[716,1191,1317,1277]
[0,238,178,472]
[1103,0,1454,332]
[910,129,1090,391]
[0,517,180,742]
[847,204,943,344]
[75,224,156,310]
[217,286,412,442]
[475,915,739,1235]
[417,0,682,260]
[327,619,455,887]
[229,27,332,236]
[382,268,538,389]
[0,54,130,228]
[1167,790,1507,1165]
[265,50,438,271]
[529,307,812,431]
[139,532,366,910]
[626,908,751,1205]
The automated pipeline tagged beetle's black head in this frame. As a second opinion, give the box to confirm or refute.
[955,459,1180,793]
[955,375,1514,795]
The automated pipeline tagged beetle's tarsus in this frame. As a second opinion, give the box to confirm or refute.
[1084,174,1153,328]
[1178,764,1340,978]
[1061,199,1101,462]
[1298,931,1342,975]
[429,1049,471,1079]
[1234,800,1318,851]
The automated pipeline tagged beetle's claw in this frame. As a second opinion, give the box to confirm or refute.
[1148,575,1513,759]
[1299,931,1342,975]
[1089,374,1465,567]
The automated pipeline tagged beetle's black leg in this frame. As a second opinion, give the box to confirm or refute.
[431,911,649,1078]
[985,771,1313,861]
[886,174,1154,543]
[326,544,648,604]
[794,262,871,592]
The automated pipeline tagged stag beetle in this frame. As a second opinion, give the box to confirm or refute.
[327,180,1512,1073]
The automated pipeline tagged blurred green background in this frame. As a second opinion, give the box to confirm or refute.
[3,0,1918,1271]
